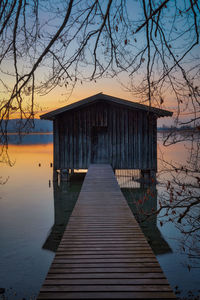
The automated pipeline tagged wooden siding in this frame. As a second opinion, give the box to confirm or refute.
[54,102,157,170]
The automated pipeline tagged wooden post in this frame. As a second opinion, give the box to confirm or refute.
[150,170,156,184]
[70,169,74,175]
[60,169,70,182]
[141,169,150,181]
[53,119,60,182]
[53,169,58,182]
[140,169,156,187]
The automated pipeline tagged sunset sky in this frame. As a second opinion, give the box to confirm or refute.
[33,77,182,127]
[1,0,199,128]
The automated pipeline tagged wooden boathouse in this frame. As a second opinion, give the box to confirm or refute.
[40,93,172,181]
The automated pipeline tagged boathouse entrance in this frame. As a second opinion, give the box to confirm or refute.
[91,126,108,164]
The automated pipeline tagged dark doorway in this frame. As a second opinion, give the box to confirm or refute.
[91,126,108,163]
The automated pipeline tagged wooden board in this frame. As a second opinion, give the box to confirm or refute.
[37,164,175,299]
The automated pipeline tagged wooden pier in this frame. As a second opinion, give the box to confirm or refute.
[37,164,175,299]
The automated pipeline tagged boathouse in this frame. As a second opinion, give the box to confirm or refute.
[40,93,172,180]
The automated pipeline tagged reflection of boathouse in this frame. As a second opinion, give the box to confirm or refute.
[43,176,84,252]
[43,174,171,255]
[121,186,172,255]
[40,93,172,181]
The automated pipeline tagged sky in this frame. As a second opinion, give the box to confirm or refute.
[29,0,200,127]
[1,0,199,127]
[34,77,175,127]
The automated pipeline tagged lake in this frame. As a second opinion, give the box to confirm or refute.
[0,133,199,299]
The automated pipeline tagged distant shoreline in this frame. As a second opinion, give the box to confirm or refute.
[157,128,197,132]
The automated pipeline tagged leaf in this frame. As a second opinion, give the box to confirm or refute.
[178,214,182,223]
[167,181,170,190]
[124,39,127,45]
[196,177,200,183]
[160,97,164,104]
[115,25,118,32]
[160,221,163,227]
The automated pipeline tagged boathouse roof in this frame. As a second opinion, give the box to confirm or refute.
[40,93,173,120]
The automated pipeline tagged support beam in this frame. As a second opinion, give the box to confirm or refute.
[140,170,156,187]
[60,169,70,182]
[53,169,58,182]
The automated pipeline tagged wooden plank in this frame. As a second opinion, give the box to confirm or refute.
[59,120,65,170]
[78,110,82,169]
[48,267,164,274]
[38,291,176,299]
[53,119,60,170]
[133,110,137,168]
[37,164,175,299]
[55,254,156,258]
[43,278,169,285]
[55,251,154,256]
[128,110,133,168]
[51,263,160,268]
[40,285,172,292]
[69,115,73,169]
[74,110,78,169]
[52,258,158,263]
[153,115,157,171]
[112,109,117,168]
[46,273,166,279]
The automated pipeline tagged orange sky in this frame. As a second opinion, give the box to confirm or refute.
[36,79,176,118]
[8,75,179,127]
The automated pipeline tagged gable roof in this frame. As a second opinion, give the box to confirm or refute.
[40,93,173,120]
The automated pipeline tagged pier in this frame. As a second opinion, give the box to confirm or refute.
[38,164,175,299]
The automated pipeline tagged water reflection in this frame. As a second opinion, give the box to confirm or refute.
[43,174,85,252]
[0,142,54,300]
[115,171,172,255]
[42,169,172,257]
[121,186,172,255]
[0,136,199,299]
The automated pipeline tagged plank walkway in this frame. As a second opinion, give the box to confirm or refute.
[37,164,176,299]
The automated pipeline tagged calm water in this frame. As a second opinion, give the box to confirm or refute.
[0,133,200,299]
